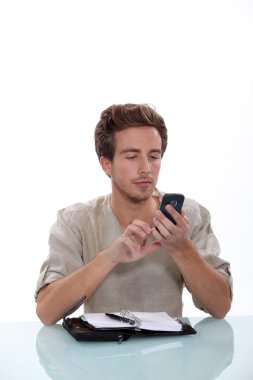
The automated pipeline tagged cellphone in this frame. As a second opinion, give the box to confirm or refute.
[160,193,185,224]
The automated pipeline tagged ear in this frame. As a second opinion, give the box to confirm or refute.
[99,156,112,177]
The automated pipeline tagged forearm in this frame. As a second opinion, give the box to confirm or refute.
[36,220,159,325]
[171,240,231,318]
[36,250,116,325]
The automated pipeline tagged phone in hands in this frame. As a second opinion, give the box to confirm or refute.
[160,193,185,225]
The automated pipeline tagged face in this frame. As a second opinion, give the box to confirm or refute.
[101,126,162,203]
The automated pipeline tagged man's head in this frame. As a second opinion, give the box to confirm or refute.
[94,103,167,161]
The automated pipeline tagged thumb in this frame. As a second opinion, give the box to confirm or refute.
[141,240,161,256]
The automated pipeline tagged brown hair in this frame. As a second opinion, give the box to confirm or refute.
[94,103,167,160]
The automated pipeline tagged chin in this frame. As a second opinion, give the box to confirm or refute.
[128,190,153,203]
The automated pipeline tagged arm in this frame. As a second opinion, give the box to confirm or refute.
[167,239,231,318]
[36,220,160,325]
[152,205,231,318]
[36,250,116,325]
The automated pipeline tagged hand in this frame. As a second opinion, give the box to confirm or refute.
[152,205,190,253]
[106,219,161,264]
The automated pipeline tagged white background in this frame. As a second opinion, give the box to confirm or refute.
[0,0,252,321]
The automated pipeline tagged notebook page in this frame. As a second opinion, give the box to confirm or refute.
[83,313,132,328]
[132,312,182,331]
[83,312,182,331]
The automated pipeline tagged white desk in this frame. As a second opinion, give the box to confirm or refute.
[0,316,252,380]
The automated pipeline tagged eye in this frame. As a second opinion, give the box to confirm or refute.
[149,155,160,160]
[126,155,137,159]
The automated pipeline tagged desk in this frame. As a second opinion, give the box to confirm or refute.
[0,316,252,380]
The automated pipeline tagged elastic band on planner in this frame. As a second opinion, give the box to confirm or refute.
[63,295,86,324]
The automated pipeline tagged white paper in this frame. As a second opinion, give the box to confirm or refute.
[133,312,182,331]
[83,312,182,332]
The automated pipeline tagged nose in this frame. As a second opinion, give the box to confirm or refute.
[138,156,151,175]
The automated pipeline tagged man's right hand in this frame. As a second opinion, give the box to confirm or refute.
[106,219,161,264]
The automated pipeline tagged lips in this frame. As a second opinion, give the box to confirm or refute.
[134,180,153,187]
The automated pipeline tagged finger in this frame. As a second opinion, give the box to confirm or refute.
[153,217,174,239]
[164,205,186,229]
[181,210,190,225]
[127,224,147,241]
[153,210,176,233]
[132,219,152,234]
[152,226,162,240]
[126,220,152,241]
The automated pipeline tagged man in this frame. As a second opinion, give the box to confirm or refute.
[36,103,232,325]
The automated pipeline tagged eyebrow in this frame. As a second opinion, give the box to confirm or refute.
[120,148,162,155]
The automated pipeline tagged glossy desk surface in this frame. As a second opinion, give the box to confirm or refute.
[0,316,252,380]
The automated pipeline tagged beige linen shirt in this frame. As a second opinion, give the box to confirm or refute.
[35,190,232,317]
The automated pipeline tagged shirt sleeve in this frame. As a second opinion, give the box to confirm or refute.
[35,208,83,299]
[186,201,233,312]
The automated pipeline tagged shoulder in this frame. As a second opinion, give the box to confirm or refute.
[183,198,214,240]
[57,194,111,225]
[183,198,211,223]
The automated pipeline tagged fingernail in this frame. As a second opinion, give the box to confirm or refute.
[145,225,151,233]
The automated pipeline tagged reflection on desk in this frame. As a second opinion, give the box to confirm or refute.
[36,317,234,380]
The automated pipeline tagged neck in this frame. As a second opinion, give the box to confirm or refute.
[110,191,159,230]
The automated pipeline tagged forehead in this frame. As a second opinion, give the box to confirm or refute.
[114,126,162,152]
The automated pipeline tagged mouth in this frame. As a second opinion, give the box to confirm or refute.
[134,180,153,188]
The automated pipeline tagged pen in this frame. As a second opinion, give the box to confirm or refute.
[105,313,136,325]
